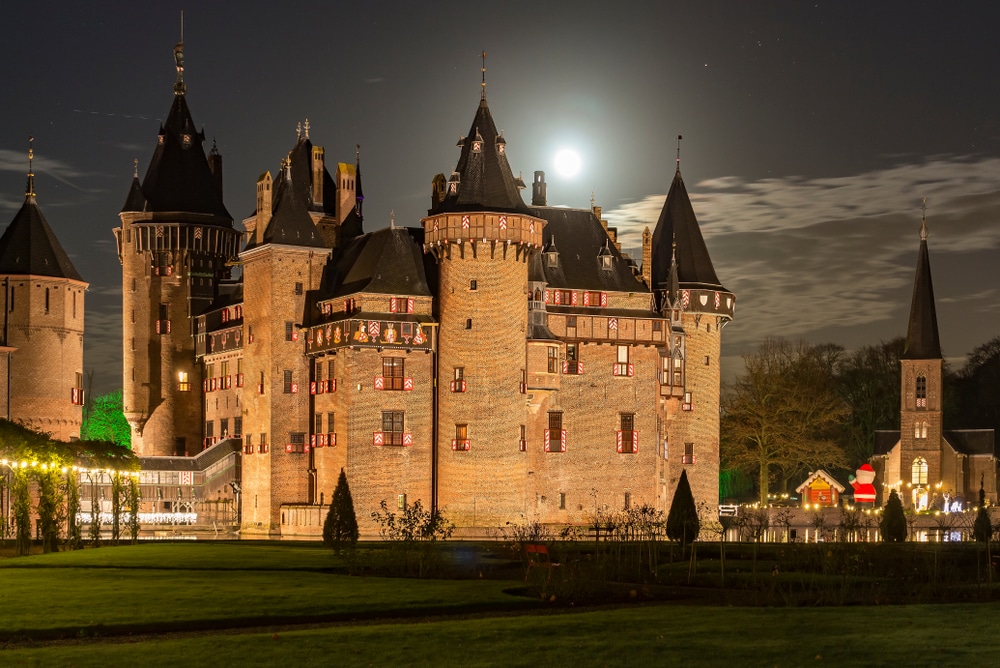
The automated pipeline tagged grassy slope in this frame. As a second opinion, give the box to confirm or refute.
[3,542,1000,666]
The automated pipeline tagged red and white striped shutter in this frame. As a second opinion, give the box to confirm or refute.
[292,330,299,341]
[310,382,317,395]
[310,434,316,447]
[462,215,470,229]
[285,444,293,453]
[628,363,634,376]
[578,361,584,374]
[390,298,398,313]
[544,429,551,452]
[616,430,624,453]
[545,290,551,304]
[633,430,639,452]
[374,376,384,390]
[554,290,561,305]
[562,361,569,374]
[600,293,608,307]
[403,377,414,391]
[373,432,384,446]
[407,298,414,313]
[403,433,414,446]
[291,383,298,394]
[560,430,567,452]
[571,291,578,306]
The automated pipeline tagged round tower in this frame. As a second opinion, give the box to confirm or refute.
[116,43,238,456]
[423,86,545,527]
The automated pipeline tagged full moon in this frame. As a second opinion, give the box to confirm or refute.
[554,149,581,177]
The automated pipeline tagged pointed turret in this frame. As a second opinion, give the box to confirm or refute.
[134,41,231,223]
[650,168,725,293]
[259,145,325,249]
[429,96,533,215]
[0,140,83,282]
[902,214,942,360]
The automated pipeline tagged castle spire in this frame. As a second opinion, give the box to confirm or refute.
[902,200,941,360]
[481,50,487,101]
[26,135,35,198]
[173,12,185,96]
[676,134,683,172]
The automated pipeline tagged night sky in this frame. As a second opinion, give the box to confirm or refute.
[4,1,1000,394]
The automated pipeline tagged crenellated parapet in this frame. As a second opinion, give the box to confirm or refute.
[422,211,544,260]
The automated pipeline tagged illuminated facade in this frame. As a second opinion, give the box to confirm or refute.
[119,46,734,537]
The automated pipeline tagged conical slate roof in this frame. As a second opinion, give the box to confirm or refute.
[649,169,725,292]
[430,98,533,215]
[902,222,941,360]
[0,191,83,282]
[132,92,231,223]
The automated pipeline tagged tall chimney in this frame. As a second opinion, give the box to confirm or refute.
[532,170,547,206]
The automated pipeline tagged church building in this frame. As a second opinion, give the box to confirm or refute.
[873,213,997,508]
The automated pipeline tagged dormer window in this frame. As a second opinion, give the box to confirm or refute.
[601,254,614,270]
[545,236,559,268]
[449,172,460,195]
[496,134,506,154]
[182,134,192,147]
[472,130,483,153]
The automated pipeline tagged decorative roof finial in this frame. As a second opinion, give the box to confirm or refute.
[590,191,595,209]
[481,51,487,100]
[26,135,35,198]
[390,209,395,229]
[676,134,683,172]
[133,158,139,178]
[296,121,302,140]
[173,11,186,95]
[920,197,928,241]
[303,118,310,139]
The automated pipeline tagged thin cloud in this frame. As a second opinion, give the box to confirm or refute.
[604,156,1000,361]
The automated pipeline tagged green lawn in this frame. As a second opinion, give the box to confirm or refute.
[2,542,999,667]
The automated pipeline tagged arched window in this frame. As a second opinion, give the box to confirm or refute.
[911,457,928,486]
[916,376,927,408]
[914,421,928,439]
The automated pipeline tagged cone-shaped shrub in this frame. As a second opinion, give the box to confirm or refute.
[323,468,359,550]
[666,469,700,545]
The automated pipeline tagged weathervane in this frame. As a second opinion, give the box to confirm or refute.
[676,134,683,170]
[390,209,395,229]
[133,158,139,178]
[173,11,185,95]
[481,51,487,100]
[303,118,310,139]
[26,135,35,198]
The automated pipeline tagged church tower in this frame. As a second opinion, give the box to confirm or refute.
[240,130,332,536]
[646,147,735,511]
[115,41,240,455]
[898,211,943,503]
[0,139,87,441]
[422,71,546,525]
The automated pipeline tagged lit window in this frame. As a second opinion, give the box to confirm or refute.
[911,457,928,486]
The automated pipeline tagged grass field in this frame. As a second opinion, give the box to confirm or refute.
[2,542,999,667]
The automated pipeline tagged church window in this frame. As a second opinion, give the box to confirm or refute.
[911,457,928,486]
[914,421,928,439]
[683,442,695,465]
[547,346,558,373]
[916,376,927,408]
[383,357,405,390]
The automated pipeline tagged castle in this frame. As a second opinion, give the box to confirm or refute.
[108,43,733,537]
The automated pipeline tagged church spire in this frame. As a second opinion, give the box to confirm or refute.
[902,200,942,360]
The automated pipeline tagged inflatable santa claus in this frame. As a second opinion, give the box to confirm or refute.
[850,464,877,504]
